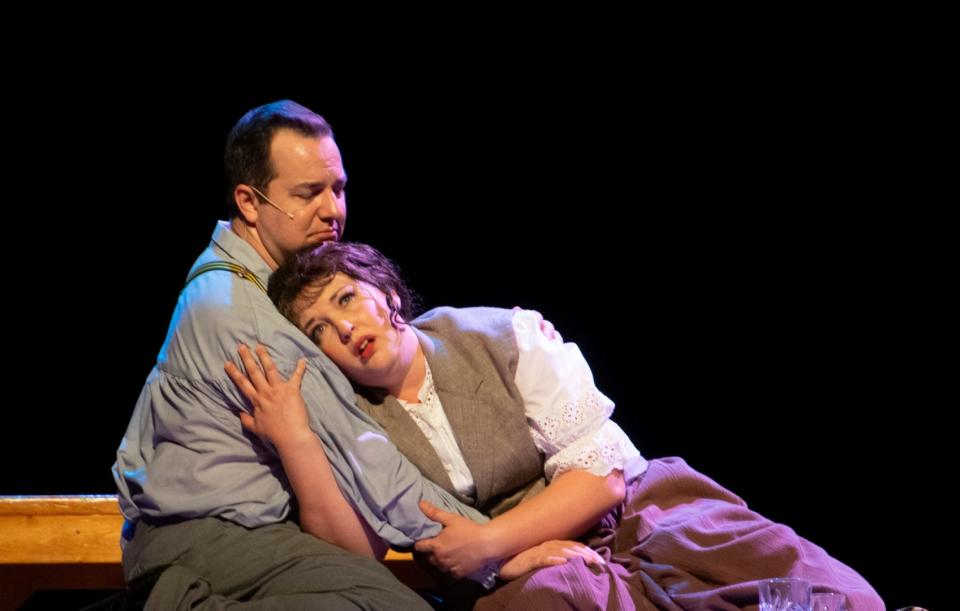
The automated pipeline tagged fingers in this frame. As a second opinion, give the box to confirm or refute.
[413,538,435,554]
[419,499,453,525]
[515,308,562,342]
[418,499,436,519]
[558,543,605,567]
[290,358,307,388]
[503,549,570,580]
[236,344,268,389]
[230,344,304,390]
[564,544,605,567]
[502,542,605,581]
[255,344,283,385]
[239,411,255,432]
[539,541,605,567]
[224,360,259,403]
[540,318,558,341]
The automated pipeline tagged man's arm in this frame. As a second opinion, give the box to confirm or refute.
[225,341,498,585]
[223,343,490,538]
[225,345,386,558]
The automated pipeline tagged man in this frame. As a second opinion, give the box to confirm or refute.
[113,100,494,609]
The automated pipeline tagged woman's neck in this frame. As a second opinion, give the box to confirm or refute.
[389,331,426,403]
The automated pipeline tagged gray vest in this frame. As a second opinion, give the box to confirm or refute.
[354,307,546,517]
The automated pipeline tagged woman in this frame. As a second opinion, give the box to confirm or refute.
[226,242,883,610]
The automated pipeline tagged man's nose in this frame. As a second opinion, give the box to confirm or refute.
[316,189,340,219]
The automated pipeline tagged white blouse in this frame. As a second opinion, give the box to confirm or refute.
[397,309,647,498]
[397,362,477,498]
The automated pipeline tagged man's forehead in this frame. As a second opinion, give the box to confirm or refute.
[270,130,337,155]
[271,143,345,186]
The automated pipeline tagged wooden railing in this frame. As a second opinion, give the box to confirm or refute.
[0,495,420,610]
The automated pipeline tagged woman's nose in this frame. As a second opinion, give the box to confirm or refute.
[335,319,353,343]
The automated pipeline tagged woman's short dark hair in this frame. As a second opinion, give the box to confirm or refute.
[268,241,417,331]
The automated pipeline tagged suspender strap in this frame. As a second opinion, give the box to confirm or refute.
[184,261,267,294]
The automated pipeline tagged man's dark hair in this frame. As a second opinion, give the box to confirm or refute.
[224,100,332,218]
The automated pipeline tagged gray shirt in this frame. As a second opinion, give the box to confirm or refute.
[113,222,490,549]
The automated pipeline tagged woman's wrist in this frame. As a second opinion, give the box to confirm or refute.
[480,519,509,561]
[273,428,320,455]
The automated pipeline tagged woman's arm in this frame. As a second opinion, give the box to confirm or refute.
[416,468,623,577]
[225,343,387,559]
[270,425,387,559]
[416,309,641,577]
[484,468,624,559]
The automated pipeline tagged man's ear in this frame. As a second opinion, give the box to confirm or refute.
[233,185,259,224]
[390,290,402,311]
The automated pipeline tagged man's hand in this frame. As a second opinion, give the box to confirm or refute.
[513,307,562,342]
[224,344,312,449]
[500,540,606,580]
[414,500,497,579]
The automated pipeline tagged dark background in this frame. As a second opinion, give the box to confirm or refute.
[2,68,942,609]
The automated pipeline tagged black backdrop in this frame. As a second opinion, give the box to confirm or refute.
[2,82,940,609]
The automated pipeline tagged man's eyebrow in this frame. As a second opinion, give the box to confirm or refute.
[292,174,348,192]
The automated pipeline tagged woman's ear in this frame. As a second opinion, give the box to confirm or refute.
[389,290,407,329]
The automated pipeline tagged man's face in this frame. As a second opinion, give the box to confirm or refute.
[256,130,347,265]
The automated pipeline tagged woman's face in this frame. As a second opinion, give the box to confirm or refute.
[295,272,409,389]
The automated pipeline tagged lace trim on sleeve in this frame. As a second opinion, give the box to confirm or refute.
[542,420,640,481]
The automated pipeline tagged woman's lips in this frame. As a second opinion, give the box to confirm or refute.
[357,337,376,361]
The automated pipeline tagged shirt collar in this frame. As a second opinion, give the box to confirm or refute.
[210,220,273,288]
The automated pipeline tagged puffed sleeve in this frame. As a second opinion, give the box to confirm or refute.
[512,310,646,482]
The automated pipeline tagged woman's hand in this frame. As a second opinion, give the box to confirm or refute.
[500,540,606,580]
[224,343,311,449]
[415,500,498,578]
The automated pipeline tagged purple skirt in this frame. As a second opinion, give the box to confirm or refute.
[474,457,883,611]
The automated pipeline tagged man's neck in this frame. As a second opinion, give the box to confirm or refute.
[230,217,280,271]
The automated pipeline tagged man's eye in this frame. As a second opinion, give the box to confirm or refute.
[339,293,354,306]
[311,324,325,342]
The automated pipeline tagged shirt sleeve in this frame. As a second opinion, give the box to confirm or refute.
[240,352,491,539]
[276,355,500,587]
[511,310,645,483]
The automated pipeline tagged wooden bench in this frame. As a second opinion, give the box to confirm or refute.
[0,495,421,610]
